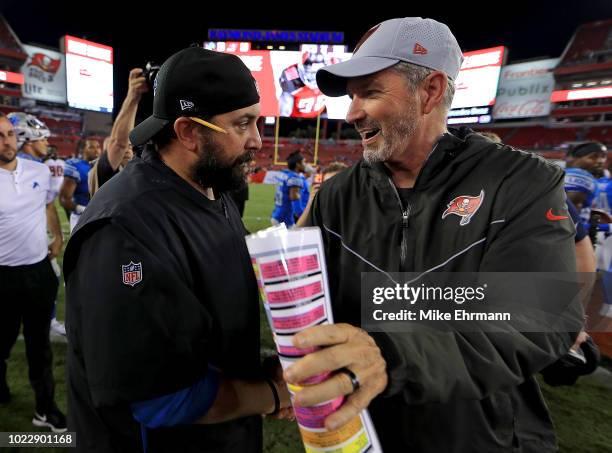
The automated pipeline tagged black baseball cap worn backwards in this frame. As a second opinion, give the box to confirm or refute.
[130,47,260,146]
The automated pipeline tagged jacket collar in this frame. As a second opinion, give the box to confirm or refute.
[361,127,490,190]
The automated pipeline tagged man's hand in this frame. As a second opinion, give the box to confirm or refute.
[284,324,387,430]
[570,330,589,353]
[48,237,62,259]
[126,68,148,103]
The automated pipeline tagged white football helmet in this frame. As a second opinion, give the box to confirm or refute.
[7,112,51,148]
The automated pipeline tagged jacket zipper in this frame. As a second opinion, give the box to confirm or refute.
[387,178,411,271]
[221,196,230,220]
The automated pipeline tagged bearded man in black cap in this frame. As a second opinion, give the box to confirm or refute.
[63,47,291,453]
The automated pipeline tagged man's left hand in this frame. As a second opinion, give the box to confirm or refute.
[284,323,387,430]
[48,237,62,259]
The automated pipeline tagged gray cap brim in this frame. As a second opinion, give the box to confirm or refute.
[129,115,170,147]
[316,56,400,97]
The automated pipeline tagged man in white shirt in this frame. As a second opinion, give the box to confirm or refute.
[0,112,66,432]
[8,112,66,337]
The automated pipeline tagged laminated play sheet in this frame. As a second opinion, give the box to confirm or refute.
[246,225,382,453]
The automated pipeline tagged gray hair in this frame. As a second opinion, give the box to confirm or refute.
[390,61,455,112]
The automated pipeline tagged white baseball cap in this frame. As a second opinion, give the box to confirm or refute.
[317,17,464,97]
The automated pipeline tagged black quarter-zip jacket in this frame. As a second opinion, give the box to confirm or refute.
[63,150,262,453]
[307,128,582,453]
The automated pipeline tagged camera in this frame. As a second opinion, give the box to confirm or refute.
[142,61,160,89]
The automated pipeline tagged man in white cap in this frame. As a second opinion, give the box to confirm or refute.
[284,17,582,452]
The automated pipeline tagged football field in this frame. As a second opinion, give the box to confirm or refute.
[1,184,611,452]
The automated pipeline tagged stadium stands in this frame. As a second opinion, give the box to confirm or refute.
[558,19,612,68]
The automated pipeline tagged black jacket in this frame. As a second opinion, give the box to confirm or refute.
[308,128,582,452]
[63,150,262,453]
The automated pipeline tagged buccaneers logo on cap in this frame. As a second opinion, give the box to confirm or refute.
[442,190,485,226]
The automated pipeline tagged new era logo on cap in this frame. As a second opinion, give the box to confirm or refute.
[315,17,464,98]
[129,47,261,147]
[413,43,428,55]
[180,99,195,111]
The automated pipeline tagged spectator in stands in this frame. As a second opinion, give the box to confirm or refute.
[59,138,100,232]
[271,151,305,226]
[89,69,148,198]
[289,17,581,452]
[296,161,347,227]
[0,111,66,432]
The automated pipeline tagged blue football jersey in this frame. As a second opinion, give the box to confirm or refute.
[594,177,612,213]
[271,169,304,226]
[565,168,598,203]
[64,158,92,207]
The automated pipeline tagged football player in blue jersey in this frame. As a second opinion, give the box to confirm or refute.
[581,142,612,212]
[564,142,605,220]
[59,138,101,232]
[271,151,305,226]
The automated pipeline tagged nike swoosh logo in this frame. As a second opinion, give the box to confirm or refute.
[546,209,569,221]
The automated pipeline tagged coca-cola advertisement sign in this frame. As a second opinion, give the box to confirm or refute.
[493,58,558,119]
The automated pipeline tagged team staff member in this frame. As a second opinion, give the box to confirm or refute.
[8,113,66,336]
[63,47,291,453]
[286,17,582,452]
[0,112,66,432]
[59,138,100,232]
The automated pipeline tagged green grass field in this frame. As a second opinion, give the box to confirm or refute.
[1,184,611,452]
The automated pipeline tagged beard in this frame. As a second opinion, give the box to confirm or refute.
[0,146,17,164]
[191,133,252,194]
[360,103,419,165]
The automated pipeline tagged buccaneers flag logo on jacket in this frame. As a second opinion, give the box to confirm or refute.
[442,190,485,226]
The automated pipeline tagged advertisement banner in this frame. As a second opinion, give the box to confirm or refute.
[207,42,352,119]
[64,35,113,113]
[21,44,67,104]
[493,58,558,119]
[448,46,506,124]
